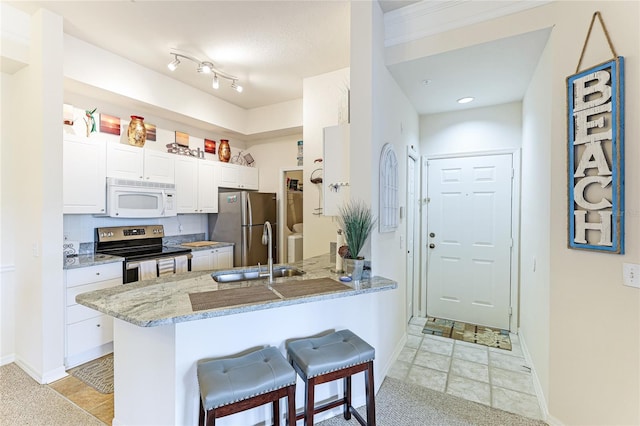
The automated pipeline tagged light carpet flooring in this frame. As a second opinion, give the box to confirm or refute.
[387,317,543,421]
[0,363,103,426]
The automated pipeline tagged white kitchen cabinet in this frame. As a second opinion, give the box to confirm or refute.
[107,143,175,183]
[174,157,218,213]
[216,162,259,190]
[64,262,122,368]
[191,246,233,272]
[198,160,218,212]
[63,135,107,214]
[143,149,175,183]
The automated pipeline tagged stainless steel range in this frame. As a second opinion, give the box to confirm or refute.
[95,225,192,283]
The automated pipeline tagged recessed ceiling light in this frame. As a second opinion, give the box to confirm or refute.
[422,79,432,86]
[457,97,474,104]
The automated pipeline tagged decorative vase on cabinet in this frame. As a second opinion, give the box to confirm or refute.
[127,115,147,147]
[218,139,231,162]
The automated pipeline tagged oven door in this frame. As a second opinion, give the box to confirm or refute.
[124,254,192,284]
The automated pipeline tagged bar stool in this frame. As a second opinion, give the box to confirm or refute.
[197,346,296,426]
[286,329,376,426]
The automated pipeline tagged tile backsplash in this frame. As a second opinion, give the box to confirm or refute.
[64,214,209,246]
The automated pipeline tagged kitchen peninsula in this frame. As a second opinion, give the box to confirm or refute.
[76,254,397,426]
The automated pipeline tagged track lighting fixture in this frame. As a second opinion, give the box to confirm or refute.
[167,50,242,93]
[167,55,180,71]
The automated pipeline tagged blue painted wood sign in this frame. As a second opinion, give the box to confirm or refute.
[567,57,624,253]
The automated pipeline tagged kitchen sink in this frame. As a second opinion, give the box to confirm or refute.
[212,267,304,283]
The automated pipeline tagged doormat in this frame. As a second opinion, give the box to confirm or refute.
[422,317,512,351]
[68,354,114,394]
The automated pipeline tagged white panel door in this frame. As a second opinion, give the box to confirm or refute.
[426,154,513,329]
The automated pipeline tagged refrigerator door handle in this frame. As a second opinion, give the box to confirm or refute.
[246,194,253,227]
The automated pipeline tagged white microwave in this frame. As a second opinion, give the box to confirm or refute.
[106,178,177,218]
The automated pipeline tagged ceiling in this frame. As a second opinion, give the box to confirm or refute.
[9,1,549,120]
[9,0,351,110]
[388,27,552,115]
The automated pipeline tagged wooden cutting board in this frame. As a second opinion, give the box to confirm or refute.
[181,241,217,247]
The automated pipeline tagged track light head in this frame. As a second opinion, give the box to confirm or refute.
[212,74,220,89]
[231,80,243,93]
[167,56,180,71]
[198,61,213,74]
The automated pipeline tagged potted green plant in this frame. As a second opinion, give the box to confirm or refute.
[337,200,375,280]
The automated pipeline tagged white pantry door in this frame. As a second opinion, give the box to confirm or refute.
[426,154,513,329]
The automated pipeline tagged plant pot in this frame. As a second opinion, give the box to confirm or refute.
[344,258,365,281]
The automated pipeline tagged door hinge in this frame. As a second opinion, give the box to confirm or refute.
[511,168,515,179]
[509,307,513,317]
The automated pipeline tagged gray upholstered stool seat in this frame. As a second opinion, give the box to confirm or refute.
[287,329,376,426]
[197,346,296,426]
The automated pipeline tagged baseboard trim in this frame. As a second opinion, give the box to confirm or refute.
[14,357,68,384]
[0,353,16,366]
[518,330,553,424]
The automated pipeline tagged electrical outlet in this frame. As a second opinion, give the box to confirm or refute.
[623,263,640,289]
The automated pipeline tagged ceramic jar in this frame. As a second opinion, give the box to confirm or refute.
[218,139,231,162]
[127,116,147,147]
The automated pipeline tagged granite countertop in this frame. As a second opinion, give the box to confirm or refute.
[63,241,234,269]
[75,254,397,328]
[171,241,234,251]
[64,253,124,269]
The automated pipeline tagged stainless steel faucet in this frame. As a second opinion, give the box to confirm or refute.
[259,220,274,283]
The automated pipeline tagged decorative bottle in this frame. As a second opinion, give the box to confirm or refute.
[127,116,147,147]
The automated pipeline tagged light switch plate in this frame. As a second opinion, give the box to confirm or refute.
[623,263,640,289]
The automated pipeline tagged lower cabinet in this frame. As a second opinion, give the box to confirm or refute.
[64,262,122,368]
[191,246,233,272]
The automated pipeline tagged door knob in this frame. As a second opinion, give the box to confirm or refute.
[429,243,435,249]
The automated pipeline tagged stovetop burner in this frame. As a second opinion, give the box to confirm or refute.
[103,246,191,261]
[95,225,191,261]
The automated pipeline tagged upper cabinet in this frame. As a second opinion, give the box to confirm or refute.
[216,162,258,190]
[63,135,107,214]
[174,156,218,213]
[106,143,174,183]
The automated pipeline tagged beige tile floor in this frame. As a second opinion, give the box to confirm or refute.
[388,317,543,421]
[49,375,113,424]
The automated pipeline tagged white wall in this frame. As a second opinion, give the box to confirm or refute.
[1,71,17,364]
[520,36,552,410]
[420,102,522,156]
[351,0,418,383]
[7,9,66,382]
[247,135,302,194]
[302,68,350,258]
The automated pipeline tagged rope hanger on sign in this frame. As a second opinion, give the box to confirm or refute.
[575,11,619,73]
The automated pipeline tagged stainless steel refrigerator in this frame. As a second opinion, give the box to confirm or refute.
[209,191,277,267]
